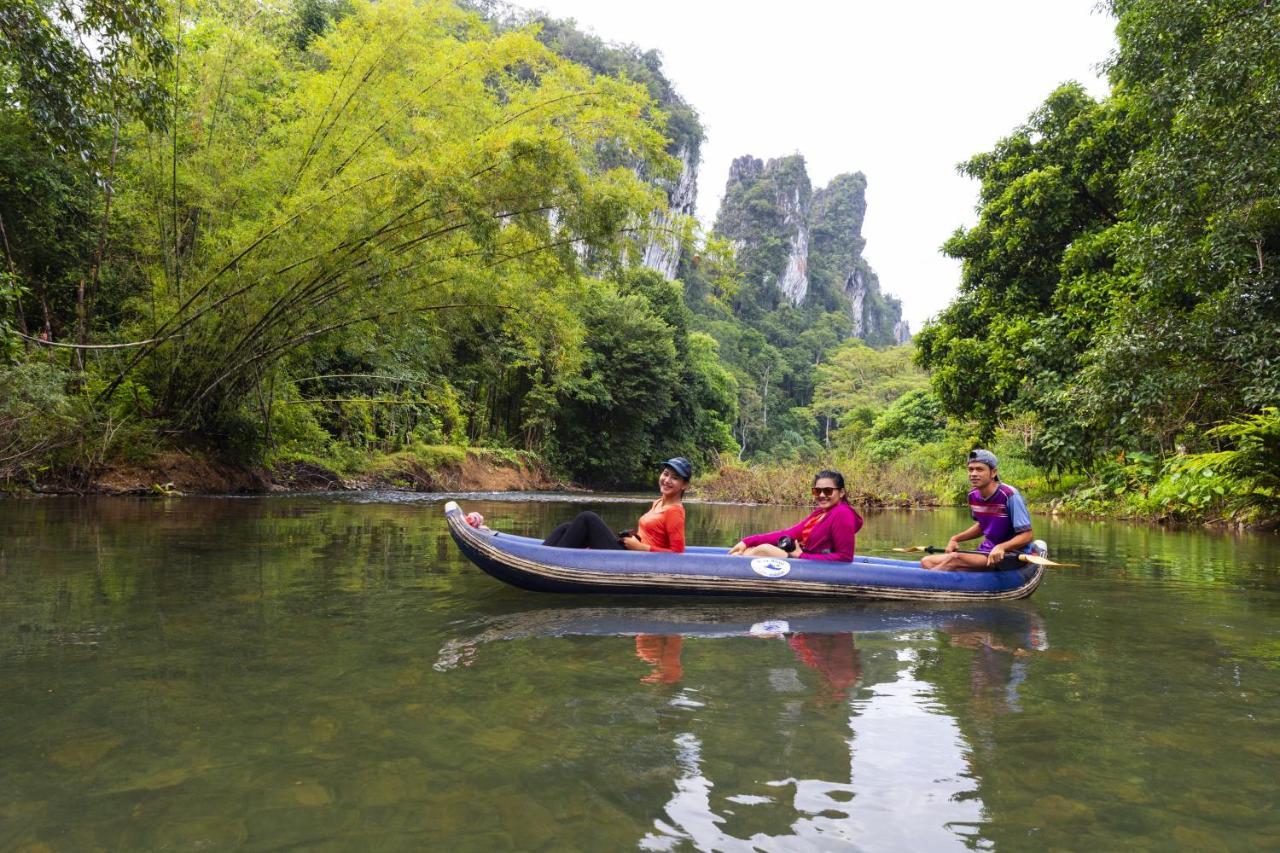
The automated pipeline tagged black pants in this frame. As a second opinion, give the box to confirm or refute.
[543,511,625,550]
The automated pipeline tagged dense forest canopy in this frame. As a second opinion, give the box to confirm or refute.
[916,0,1280,518]
[0,0,909,487]
[0,0,738,485]
[1,0,1276,520]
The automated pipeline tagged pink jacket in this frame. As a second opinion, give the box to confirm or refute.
[741,501,864,562]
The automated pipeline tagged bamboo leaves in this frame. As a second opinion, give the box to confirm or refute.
[110,0,671,429]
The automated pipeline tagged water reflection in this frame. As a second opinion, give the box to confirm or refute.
[6,495,1278,851]
[648,609,1051,850]
[435,600,1052,850]
[636,632,1028,851]
[635,635,684,684]
[632,632,861,698]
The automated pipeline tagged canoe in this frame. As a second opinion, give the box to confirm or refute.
[445,501,1043,601]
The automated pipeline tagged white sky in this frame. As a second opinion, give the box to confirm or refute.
[517,0,1117,331]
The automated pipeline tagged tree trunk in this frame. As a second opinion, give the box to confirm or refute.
[79,116,122,369]
[0,211,29,346]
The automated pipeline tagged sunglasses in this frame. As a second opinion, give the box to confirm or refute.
[811,486,839,497]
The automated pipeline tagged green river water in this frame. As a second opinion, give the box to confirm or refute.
[1,493,1278,851]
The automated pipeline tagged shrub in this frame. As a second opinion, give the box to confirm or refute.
[0,362,76,480]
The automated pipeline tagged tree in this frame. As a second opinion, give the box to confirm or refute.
[550,283,678,485]
[915,84,1135,443]
[810,341,927,450]
[0,0,172,353]
[864,388,947,463]
[98,0,672,444]
[1100,0,1280,420]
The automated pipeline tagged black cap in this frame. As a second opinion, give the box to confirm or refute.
[662,457,693,480]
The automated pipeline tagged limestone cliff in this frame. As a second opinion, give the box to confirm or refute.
[641,142,699,279]
[470,4,703,279]
[713,154,907,344]
[714,155,812,310]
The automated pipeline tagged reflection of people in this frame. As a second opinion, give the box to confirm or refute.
[922,450,1034,571]
[728,471,863,562]
[635,635,684,684]
[543,458,691,553]
[941,610,1050,715]
[788,633,862,700]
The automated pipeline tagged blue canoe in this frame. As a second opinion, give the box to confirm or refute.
[445,501,1043,601]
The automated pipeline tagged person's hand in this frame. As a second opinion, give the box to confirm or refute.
[622,536,648,551]
[728,541,747,556]
[987,545,1006,565]
[944,538,960,553]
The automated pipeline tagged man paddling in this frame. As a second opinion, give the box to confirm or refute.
[921,449,1035,572]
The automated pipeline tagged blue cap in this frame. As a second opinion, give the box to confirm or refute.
[662,457,693,480]
[968,449,998,469]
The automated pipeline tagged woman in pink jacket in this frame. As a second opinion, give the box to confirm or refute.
[728,470,863,562]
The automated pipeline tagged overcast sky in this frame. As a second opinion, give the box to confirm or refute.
[517,0,1118,330]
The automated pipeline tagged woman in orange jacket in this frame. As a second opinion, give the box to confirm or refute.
[542,457,691,553]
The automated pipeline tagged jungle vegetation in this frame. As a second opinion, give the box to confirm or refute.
[915,0,1280,522]
[1,0,1276,524]
[0,0,735,488]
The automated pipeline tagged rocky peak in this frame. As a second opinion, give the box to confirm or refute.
[727,154,765,185]
[714,154,813,307]
[712,154,907,344]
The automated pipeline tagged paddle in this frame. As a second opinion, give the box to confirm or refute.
[891,545,1077,568]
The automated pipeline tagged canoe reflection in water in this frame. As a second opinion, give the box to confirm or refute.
[432,601,974,672]
[433,603,1056,848]
[434,601,1048,698]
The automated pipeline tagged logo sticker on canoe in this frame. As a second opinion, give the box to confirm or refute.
[750,557,791,578]
[749,619,791,637]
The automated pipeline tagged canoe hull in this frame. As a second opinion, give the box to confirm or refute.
[445,502,1042,601]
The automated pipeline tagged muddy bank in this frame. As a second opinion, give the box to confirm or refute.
[24,449,565,496]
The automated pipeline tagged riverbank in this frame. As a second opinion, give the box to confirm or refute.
[9,442,1276,532]
[13,446,564,496]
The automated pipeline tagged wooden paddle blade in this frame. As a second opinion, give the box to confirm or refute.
[1018,554,1078,567]
[893,546,929,553]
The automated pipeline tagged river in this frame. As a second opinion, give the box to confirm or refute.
[2,493,1278,850]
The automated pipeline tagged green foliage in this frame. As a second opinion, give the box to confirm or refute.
[0,0,734,488]
[549,269,737,485]
[0,362,74,478]
[810,341,928,450]
[290,0,353,50]
[0,0,171,154]
[0,0,1274,527]
[865,389,947,463]
[684,332,739,458]
[1140,464,1233,521]
[1175,408,1280,519]
[550,280,678,485]
[103,0,671,436]
[916,1,1280,526]
[0,271,26,360]
[916,84,1135,442]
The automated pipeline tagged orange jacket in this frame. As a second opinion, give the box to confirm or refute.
[637,500,686,553]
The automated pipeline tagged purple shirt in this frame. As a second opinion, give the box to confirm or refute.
[970,483,1033,553]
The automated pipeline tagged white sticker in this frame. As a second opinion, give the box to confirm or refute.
[750,557,792,578]
[749,620,791,637]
